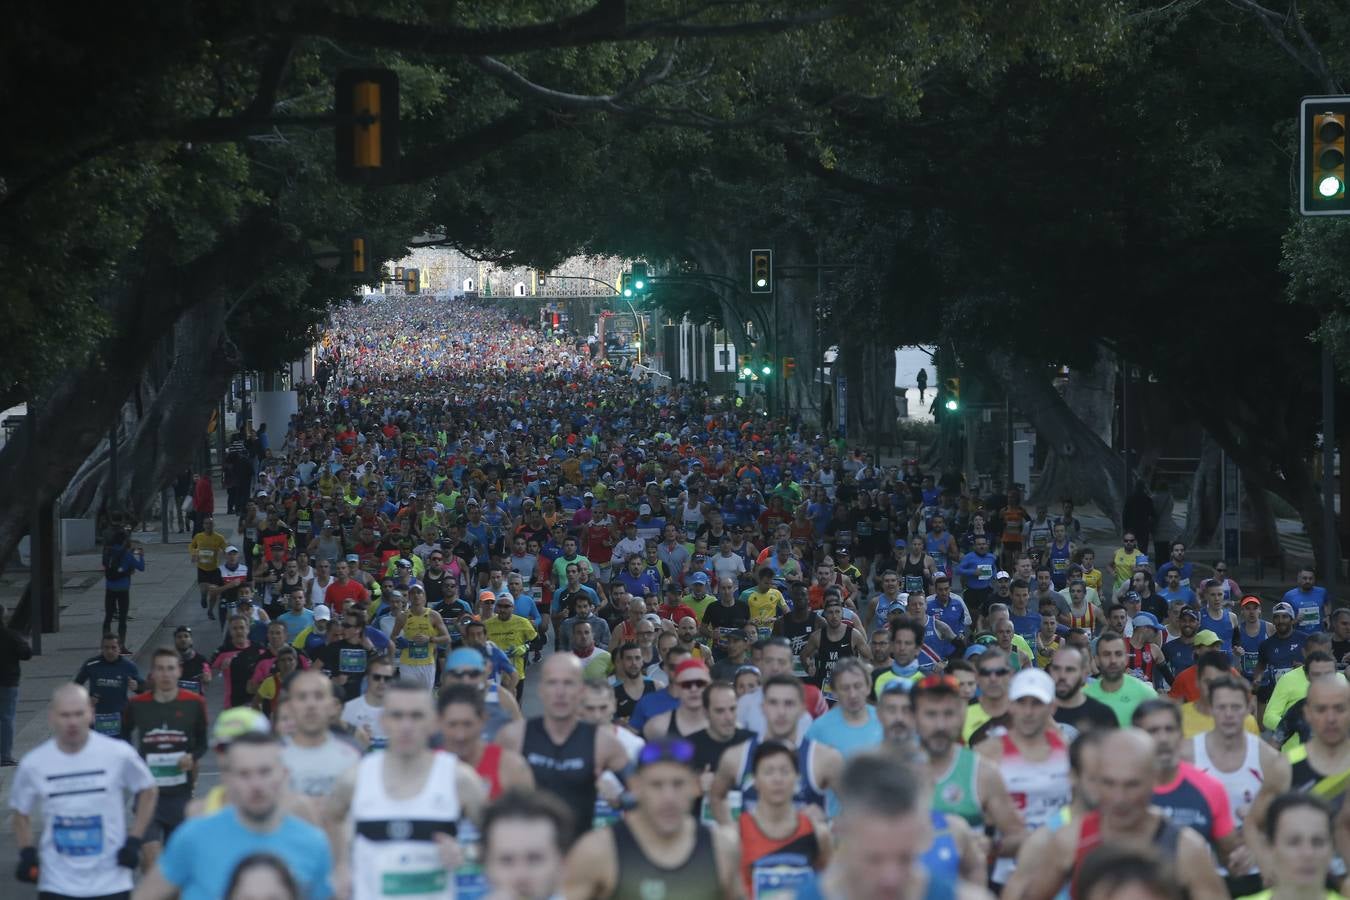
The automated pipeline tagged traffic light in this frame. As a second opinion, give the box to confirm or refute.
[750,249,773,294]
[1300,96,1350,215]
[619,273,634,298]
[349,236,367,275]
[738,354,752,379]
[760,359,773,377]
[335,69,400,184]
[404,268,420,294]
[631,263,649,293]
[394,266,404,282]
[782,357,796,378]
[943,377,960,411]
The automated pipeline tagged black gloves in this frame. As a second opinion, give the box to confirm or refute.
[15,847,37,883]
[116,835,143,869]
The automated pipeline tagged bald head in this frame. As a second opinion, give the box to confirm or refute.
[49,683,93,749]
[1308,673,1350,706]
[541,652,584,680]
[1101,728,1156,778]
[51,682,90,710]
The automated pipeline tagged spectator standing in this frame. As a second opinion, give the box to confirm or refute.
[103,526,145,652]
[192,471,215,536]
[0,602,33,765]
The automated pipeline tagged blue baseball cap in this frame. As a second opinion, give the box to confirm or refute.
[689,572,709,586]
[1131,612,1161,630]
[445,648,486,672]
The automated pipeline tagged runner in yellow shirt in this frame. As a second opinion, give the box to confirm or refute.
[484,594,537,687]
[1111,533,1146,592]
[745,566,787,635]
[389,584,450,692]
[188,516,228,611]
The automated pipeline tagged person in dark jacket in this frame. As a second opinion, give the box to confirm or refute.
[0,602,33,765]
[103,526,145,651]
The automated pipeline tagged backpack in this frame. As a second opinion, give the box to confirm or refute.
[103,546,128,580]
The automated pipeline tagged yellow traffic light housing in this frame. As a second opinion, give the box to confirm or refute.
[404,268,420,294]
[335,69,400,185]
[943,377,960,411]
[1301,96,1350,215]
[750,249,773,294]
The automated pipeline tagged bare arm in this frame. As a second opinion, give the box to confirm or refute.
[429,610,451,645]
[949,814,990,888]
[708,742,743,827]
[129,786,158,840]
[325,765,358,889]
[1005,826,1073,900]
[799,631,822,676]
[499,748,536,791]
[976,755,1026,856]
[562,828,616,899]
[715,823,745,899]
[643,711,673,742]
[456,760,488,824]
[496,686,524,721]
[1178,828,1230,900]
[12,810,33,850]
[596,728,630,775]
[132,865,179,900]
[1245,746,1292,870]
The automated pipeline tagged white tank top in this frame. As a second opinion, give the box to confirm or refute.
[992,730,1072,883]
[351,750,461,900]
[1192,732,1263,827]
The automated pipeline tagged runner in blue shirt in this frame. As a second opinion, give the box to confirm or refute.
[1282,569,1328,633]
[73,634,144,737]
[1253,602,1308,701]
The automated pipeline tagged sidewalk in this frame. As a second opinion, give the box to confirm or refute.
[0,488,236,827]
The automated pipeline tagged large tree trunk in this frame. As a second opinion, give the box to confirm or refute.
[985,352,1131,526]
[1178,432,1223,547]
[1063,359,1115,446]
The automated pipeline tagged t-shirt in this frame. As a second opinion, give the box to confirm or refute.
[189,531,228,571]
[1282,586,1328,632]
[158,807,333,900]
[805,706,883,758]
[275,609,316,641]
[323,579,370,615]
[73,655,142,730]
[1053,697,1120,741]
[1083,676,1157,727]
[484,615,538,677]
[281,735,361,799]
[747,588,786,623]
[340,695,388,751]
[8,732,156,897]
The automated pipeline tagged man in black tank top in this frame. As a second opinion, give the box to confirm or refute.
[563,737,741,898]
[799,597,869,690]
[494,654,629,843]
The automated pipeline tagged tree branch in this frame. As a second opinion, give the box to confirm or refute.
[243,37,298,119]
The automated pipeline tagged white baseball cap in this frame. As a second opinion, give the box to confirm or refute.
[1008,668,1055,705]
[312,604,333,622]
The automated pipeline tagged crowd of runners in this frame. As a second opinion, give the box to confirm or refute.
[9,297,1350,900]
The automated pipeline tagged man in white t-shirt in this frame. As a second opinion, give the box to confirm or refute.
[280,669,360,798]
[10,683,158,898]
[340,658,393,752]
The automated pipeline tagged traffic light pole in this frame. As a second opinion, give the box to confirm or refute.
[1324,338,1338,605]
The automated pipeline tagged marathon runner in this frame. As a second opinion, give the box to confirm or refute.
[73,633,144,737]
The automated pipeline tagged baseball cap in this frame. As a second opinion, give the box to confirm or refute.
[674,659,710,683]
[345,553,360,563]
[635,737,697,772]
[1009,668,1055,704]
[1273,602,1296,618]
[1178,607,1200,621]
[1120,590,1141,605]
[1193,629,1222,647]
[211,707,270,747]
[445,647,487,672]
[584,491,595,499]
[397,558,412,568]
[1131,612,1161,630]
[312,604,332,622]
[689,572,709,586]
[479,589,496,603]
[963,644,989,660]
[995,570,1011,580]
[174,625,193,635]
[639,504,653,515]
[1240,596,1262,608]
[495,591,514,604]
[225,545,239,553]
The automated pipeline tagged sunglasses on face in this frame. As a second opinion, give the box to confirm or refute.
[679,679,709,690]
[368,673,393,682]
[978,667,1011,678]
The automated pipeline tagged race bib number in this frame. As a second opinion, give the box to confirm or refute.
[454,822,489,900]
[976,564,994,580]
[147,752,188,788]
[904,575,924,593]
[93,712,121,736]
[339,648,368,674]
[1052,558,1068,573]
[407,643,430,660]
[53,815,103,857]
[377,842,449,897]
[701,790,742,824]
[178,679,201,694]
[197,550,215,565]
[751,858,815,900]
[592,797,621,830]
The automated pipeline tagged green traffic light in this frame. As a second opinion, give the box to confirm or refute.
[634,279,645,290]
[741,367,753,378]
[761,365,772,376]
[754,277,767,288]
[1319,175,1344,198]
[945,399,959,411]
[623,288,634,297]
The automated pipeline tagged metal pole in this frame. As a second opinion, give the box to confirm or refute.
[1121,354,1129,496]
[1323,339,1338,605]
[107,425,119,515]
[27,414,42,655]
[161,486,172,544]
[817,252,825,429]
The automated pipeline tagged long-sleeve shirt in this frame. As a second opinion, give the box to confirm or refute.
[956,551,997,590]
[104,546,145,590]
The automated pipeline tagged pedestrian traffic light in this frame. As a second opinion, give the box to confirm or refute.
[404,268,420,294]
[782,357,796,378]
[750,250,773,294]
[349,236,367,275]
[335,69,400,185]
[943,377,960,411]
[1300,96,1350,215]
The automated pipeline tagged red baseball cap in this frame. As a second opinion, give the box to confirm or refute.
[674,659,710,682]
[1239,596,1261,608]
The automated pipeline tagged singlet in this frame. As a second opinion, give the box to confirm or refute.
[1193,732,1263,875]
[521,718,597,833]
[1200,607,1235,648]
[901,555,929,594]
[932,746,983,827]
[992,730,1072,883]
[925,532,952,577]
[1237,621,1269,678]
[1065,601,1097,633]
[350,750,460,900]
[738,736,827,814]
[399,609,437,668]
[1048,540,1073,588]
[738,810,821,899]
[1126,641,1157,683]
[611,818,720,900]
[1070,811,1182,900]
[482,682,513,743]
[920,811,961,887]
[811,623,856,697]
[475,743,504,800]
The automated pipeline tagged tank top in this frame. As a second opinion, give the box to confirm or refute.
[1048,540,1073,588]
[611,819,720,900]
[1066,601,1097,633]
[738,810,820,899]
[932,746,983,827]
[925,533,952,577]
[992,730,1072,883]
[1237,621,1269,678]
[521,718,597,833]
[921,811,960,887]
[811,623,856,697]
[482,683,512,743]
[1193,732,1262,876]
[1071,811,1182,900]
[400,609,437,668]
[1200,607,1235,649]
[901,555,929,595]
[738,736,827,814]
[475,743,504,800]
[350,751,460,900]
[1126,642,1157,683]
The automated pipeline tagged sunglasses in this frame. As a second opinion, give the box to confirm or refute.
[368,673,393,682]
[637,738,696,768]
[446,669,481,678]
[343,621,361,628]
[917,674,959,690]
[679,679,710,690]
[978,667,1012,678]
